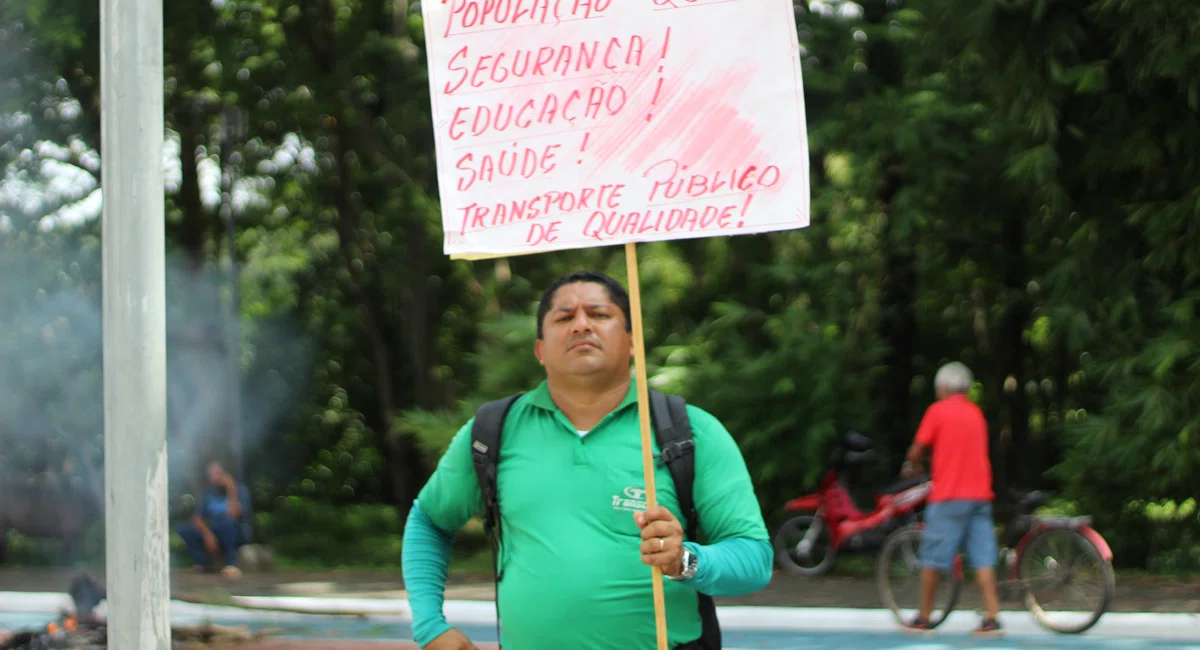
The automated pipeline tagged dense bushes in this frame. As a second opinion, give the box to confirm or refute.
[252,498,403,568]
[249,497,490,569]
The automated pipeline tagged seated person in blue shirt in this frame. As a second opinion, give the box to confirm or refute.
[176,460,252,578]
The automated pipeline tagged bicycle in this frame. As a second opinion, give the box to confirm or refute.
[875,488,1117,634]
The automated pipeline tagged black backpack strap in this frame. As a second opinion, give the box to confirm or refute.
[470,393,522,648]
[651,390,698,532]
[471,394,521,553]
[650,390,721,650]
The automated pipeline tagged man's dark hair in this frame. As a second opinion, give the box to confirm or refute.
[536,271,632,339]
[207,458,236,478]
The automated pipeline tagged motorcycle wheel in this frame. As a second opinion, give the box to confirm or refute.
[773,514,836,576]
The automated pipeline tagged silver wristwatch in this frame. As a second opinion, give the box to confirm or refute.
[670,548,698,581]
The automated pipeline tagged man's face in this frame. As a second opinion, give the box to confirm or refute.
[535,281,632,380]
[207,463,224,485]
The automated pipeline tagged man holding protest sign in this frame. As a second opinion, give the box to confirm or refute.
[401,270,773,649]
[411,0,810,646]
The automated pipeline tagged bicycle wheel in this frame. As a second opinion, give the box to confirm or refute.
[773,515,836,576]
[876,523,961,628]
[1017,527,1115,634]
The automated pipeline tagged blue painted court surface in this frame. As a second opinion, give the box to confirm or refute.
[4,612,1199,649]
[3,594,1198,650]
[260,622,1200,649]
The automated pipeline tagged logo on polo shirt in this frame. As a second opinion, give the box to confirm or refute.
[612,485,647,512]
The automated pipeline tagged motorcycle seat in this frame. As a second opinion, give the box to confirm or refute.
[876,476,925,495]
[1010,489,1047,511]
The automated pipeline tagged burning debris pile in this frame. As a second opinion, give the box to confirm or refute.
[0,575,273,650]
[0,618,268,649]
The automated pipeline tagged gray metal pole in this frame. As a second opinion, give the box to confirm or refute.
[101,0,171,643]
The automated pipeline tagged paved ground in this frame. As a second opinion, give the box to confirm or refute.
[5,609,1200,650]
[233,636,1200,650]
[1,566,1196,613]
[181,614,1200,649]
[2,566,1197,648]
[232,642,495,649]
[240,644,493,649]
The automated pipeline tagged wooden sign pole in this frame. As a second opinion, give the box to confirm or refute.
[624,241,669,650]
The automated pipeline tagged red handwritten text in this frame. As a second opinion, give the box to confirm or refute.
[642,158,781,202]
[652,0,727,8]
[582,201,744,242]
[457,183,626,234]
[455,143,561,192]
[444,0,611,38]
[528,220,562,244]
[444,34,647,95]
[448,84,627,140]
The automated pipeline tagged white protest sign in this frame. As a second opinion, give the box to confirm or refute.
[421,0,810,259]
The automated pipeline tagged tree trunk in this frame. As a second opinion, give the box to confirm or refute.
[167,101,221,499]
[173,111,208,270]
[995,213,1031,492]
[875,164,918,465]
[325,116,425,524]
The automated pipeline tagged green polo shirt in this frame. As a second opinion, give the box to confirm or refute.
[416,378,767,650]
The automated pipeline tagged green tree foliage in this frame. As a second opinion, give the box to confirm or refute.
[2,0,1199,570]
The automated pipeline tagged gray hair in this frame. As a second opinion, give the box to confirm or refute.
[934,362,973,395]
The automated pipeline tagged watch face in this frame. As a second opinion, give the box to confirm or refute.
[683,551,698,577]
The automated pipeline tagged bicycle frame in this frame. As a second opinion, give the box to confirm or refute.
[949,513,1114,587]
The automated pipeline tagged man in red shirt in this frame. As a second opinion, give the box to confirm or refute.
[902,361,1003,637]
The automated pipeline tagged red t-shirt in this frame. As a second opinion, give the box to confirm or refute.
[914,394,995,502]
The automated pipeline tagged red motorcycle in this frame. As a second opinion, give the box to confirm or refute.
[773,430,932,576]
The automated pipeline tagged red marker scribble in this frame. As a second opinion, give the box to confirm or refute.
[577,36,767,175]
[585,27,678,168]
[621,64,763,174]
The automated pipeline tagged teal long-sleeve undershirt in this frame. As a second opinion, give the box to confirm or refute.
[401,502,456,646]
[679,536,774,596]
[401,501,773,646]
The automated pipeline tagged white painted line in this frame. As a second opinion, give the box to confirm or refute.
[221,597,1200,639]
[230,595,409,616]
[712,605,1200,639]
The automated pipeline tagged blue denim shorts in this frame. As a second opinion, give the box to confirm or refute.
[919,500,998,571]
